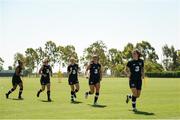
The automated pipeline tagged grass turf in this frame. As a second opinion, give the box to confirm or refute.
[0,77,180,119]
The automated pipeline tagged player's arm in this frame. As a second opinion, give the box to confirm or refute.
[67,66,72,75]
[100,65,103,81]
[85,64,91,79]
[125,66,131,80]
[39,66,44,76]
[50,66,53,77]
[141,61,145,79]
[77,65,81,74]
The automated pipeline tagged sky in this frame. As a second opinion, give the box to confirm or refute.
[0,0,179,71]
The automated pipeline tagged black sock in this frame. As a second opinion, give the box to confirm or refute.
[47,91,50,100]
[71,91,74,99]
[88,91,93,95]
[18,88,23,98]
[38,89,42,93]
[129,94,132,99]
[75,89,78,93]
[132,96,137,108]
[7,88,15,95]
[94,92,99,103]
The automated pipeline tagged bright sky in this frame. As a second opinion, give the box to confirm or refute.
[0,0,179,70]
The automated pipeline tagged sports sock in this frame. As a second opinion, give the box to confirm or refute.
[47,91,50,100]
[132,96,137,108]
[94,92,99,103]
[18,88,23,98]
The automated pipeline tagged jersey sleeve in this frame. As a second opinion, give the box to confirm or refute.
[141,60,144,68]
[127,61,131,68]
[67,65,70,72]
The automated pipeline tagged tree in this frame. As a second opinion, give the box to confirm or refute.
[144,60,163,72]
[162,45,178,71]
[107,48,123,76]
[175,50,180,70]
[36,47,45,71]
[25,48,38,74]
[82,40,108,72]
[0,57,4,71]
[122,43,134,61]
[136,41,159,62]
[8,66,13,70]
[60,45,78,67]
[44,41,58,67]
[13,53,25,68]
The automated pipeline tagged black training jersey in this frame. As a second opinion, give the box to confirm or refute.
[67,64,79,78]
[89,62,101,80]
[127,59,144,80]
[14,65,22,76]
[41,65,52,78]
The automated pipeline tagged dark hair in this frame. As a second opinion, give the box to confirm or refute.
[133,49,141,59]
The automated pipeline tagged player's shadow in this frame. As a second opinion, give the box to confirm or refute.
[8,98,24,101]
[88,104,107,108]
[40,100,54,102]
[133,110,155,116]
[71,101,83,104]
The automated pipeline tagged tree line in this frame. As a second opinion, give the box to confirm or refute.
[0,40,179,76]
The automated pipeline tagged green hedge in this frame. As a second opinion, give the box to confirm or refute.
[145,71,180,78]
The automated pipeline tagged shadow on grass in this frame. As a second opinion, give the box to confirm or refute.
[71,101,83,104]
[40,100,54,102]
[8,98,24,101]
[130,110,155,116]
[88,104,107,108]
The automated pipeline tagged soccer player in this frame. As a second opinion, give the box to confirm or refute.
[85,55,102,105]
[37,58,53,102]
[67,57,80,102]
[5,60,24,99]
[125,49,144,111]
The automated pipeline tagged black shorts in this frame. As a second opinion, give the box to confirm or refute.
[68,78,79,85]
[12,76,22,86]
[129,79,142,90]
[40,77,50,85]
[89,78,100,85]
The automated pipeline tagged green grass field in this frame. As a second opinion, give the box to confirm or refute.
[0,77,180,119]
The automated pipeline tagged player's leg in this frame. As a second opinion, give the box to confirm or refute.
[136,80,142,98]
[94,82,100,105]
[18,82,23,99]
[6,84,17,99]
[131,88,138,111]
[136,90,141,98]
[37,85,45,97]
[47,83,51,101]
[126,80,135,103]
[70,85,75,102]
[74,83,79,98]
[85,85,95,99]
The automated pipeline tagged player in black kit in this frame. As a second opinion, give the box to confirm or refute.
[125,49,144,111]
[85,55,102,105]
[67,57,80,102]
[37,58,53,102]
[5,60,24,99]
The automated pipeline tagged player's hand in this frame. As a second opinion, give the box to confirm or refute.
[142,75,145,80]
